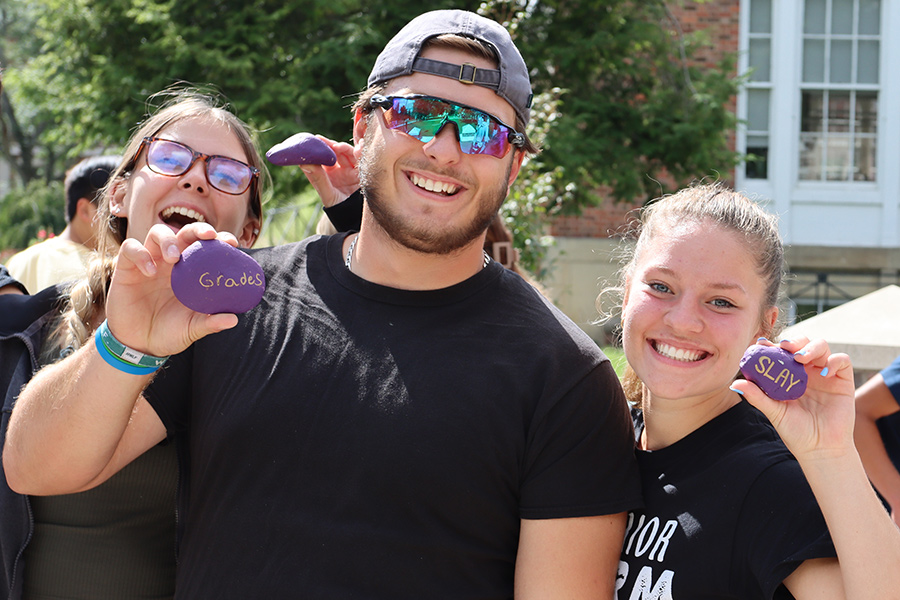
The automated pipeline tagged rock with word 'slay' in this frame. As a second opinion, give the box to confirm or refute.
[171,239,265,314]
[265,132,337,166]
[739,344,808,401]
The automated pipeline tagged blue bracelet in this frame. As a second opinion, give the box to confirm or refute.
[97,320,168,368]
[94,324,164,376]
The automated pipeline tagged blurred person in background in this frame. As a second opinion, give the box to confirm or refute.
[854,354,900,526]
[6,155,119,293]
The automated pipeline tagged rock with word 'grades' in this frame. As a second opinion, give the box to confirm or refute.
[171,239,265,314]
[739,344,808,401]
[266,132,337,166]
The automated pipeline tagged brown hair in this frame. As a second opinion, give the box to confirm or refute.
[598,182,785,406]
[44,88,268,359]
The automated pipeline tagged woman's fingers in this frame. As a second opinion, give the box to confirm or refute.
[781,337,855,389]
[118,238,158,276]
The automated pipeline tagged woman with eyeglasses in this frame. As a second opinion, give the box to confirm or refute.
[0,87,266,600]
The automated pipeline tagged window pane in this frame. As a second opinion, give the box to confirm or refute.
[799,134,823,180]
[750,0,772,33]
[858,40,879,84]
[855,92,878,133]
[801,91,824,132]
[746,135,769,179]
[831,0,853,34]
[747,89,771,131]
[854,137,877,181]
[859,0,881,35]
[803,39,825,82]
[826,137,851,181]
[828,92,851,132]
[749,39,771,81]
[804,0,827,33]
[796,0,880,185]
[829,40,852,83]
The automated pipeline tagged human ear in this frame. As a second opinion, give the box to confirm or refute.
[109,180,128,216]
[352,108,368,150]
[507,150,526,187]
[76,197,98,223]
[622,275,634,308]
[238,216,261,249]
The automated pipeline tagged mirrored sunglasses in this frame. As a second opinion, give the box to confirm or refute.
[368,95,525,158]
[136,137,259,196]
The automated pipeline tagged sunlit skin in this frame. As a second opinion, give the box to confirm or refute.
[110,117,259,248]
[347,46,524,288]
[621,219,777,449]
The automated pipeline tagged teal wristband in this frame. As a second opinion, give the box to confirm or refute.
[95,321,168,375]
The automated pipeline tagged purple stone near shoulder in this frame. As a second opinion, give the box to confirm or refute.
[265,132,337,166]
[739,344,808,401]
[171,239,266,314]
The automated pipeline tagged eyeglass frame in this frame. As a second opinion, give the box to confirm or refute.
[367,94,526,157]
[130,136,260,196]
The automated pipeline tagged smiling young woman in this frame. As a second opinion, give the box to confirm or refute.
[602,182,900,599]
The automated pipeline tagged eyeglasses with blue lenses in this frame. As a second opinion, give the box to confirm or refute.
[135,137,259,196]
[368,94,525,159]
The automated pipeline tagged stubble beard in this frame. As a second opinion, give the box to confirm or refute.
[358,124,512,256]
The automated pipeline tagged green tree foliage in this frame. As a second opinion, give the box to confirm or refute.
[484,0,741,204]
[1,0,742,272]
[0,1,51,184]
[3,0,479,201]
[0,179,64,251]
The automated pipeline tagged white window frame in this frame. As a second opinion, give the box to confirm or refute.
[736,0,900,246]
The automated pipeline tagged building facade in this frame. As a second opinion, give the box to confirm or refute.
[545,0,900,342]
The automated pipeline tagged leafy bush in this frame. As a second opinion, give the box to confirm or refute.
[0,179,66,253]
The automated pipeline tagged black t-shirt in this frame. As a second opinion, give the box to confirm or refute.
[146,233,642,599]
[617,401,836,599]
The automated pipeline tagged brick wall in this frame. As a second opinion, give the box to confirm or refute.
[549,195,640,238]
[548,0,740,239]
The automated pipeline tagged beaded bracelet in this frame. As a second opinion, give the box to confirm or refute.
[94,320,168,375]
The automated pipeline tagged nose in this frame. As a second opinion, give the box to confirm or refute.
[421,122,462,164]
[179,159,209,195]
[662,297,704,333]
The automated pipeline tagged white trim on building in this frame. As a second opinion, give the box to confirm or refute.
[736,0,900,249]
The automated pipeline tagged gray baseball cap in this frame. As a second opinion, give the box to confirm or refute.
[367,10,533,126]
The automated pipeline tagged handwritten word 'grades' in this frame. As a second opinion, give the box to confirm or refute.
[199,271,264,289]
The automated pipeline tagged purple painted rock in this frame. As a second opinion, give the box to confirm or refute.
[171,239,265,314]
[739,344,808,401]
[266,132,337,166]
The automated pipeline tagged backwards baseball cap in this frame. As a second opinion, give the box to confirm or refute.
[367,10,533,126]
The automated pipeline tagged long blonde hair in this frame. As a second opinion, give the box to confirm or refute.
[45,88,268,360]
[598,183,785,407]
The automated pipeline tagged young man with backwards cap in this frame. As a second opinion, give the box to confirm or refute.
[6,10,641,598]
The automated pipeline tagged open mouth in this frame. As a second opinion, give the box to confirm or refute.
[161,206,207,229]
[653,341,708,363]
[410,173,460,196]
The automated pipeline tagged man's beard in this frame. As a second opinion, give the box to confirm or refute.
[358,126,512,256]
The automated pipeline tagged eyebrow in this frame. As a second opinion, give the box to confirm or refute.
[648,265,748,294]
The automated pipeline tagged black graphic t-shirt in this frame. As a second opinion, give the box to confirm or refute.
[617,401,836,599]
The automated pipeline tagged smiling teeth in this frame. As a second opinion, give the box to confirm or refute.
[161,206,206,223]
[411,174,459,195]
[656,342,704,362]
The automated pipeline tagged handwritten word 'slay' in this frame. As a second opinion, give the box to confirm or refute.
[749,355,803,395]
